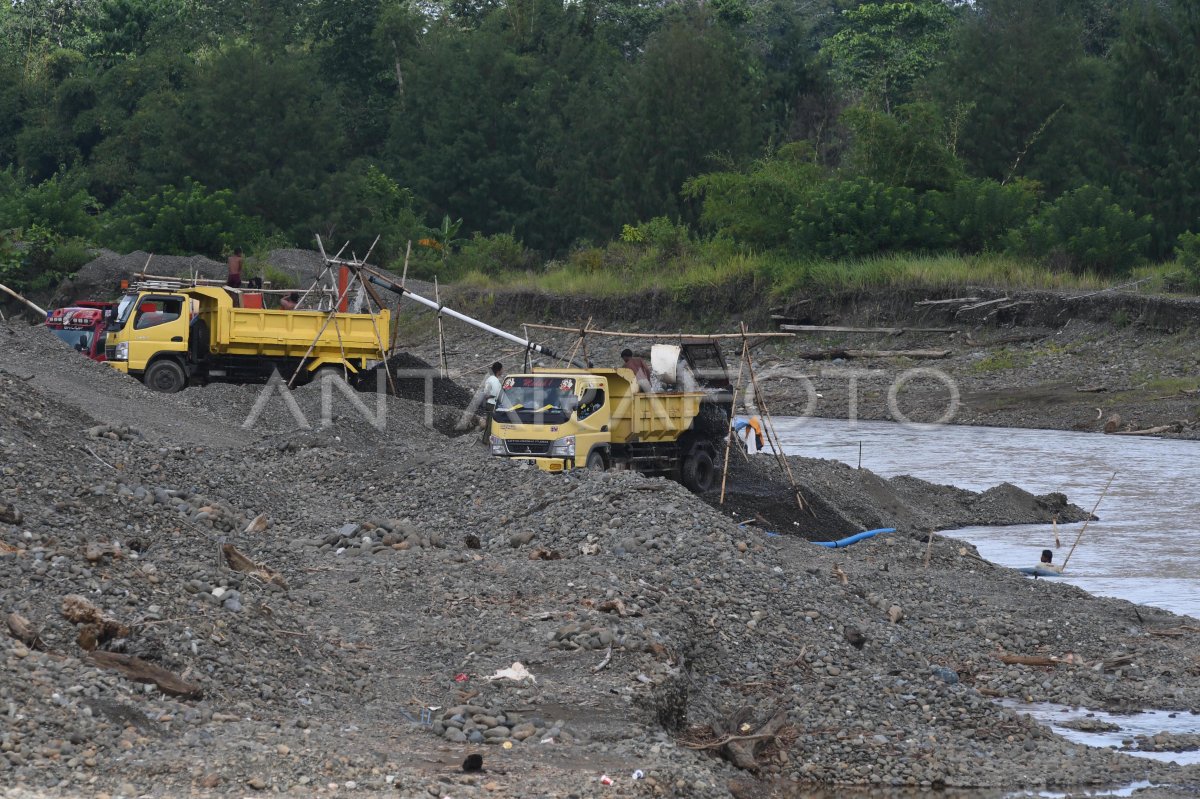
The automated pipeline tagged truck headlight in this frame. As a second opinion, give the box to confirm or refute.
[114,342,128,361]
[490,435,505,456]
[548,435,575,457]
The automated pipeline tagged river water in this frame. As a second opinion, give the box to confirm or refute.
[770,418,1200,621]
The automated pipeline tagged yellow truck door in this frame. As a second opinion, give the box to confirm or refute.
[125,294,190,372]
[573,378,612,469]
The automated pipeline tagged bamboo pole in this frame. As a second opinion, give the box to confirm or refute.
[388,241,412,357]
[520,322,792,339]
[742,323,805,513]
[434,276,448,379]
[1060,472,1117,572]
[718,334,750,506]
[0,281,47,317]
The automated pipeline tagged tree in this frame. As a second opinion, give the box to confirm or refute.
[821,0,956,112]
[843,101,963,191]
[1110,0,1200,253]
[102,177,263,256]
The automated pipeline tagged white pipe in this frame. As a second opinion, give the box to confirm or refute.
[0,281,48,317]
[365,273,588,368]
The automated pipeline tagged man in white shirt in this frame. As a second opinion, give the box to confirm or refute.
[481,361,503,443]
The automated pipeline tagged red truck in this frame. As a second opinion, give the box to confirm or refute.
[46,302,115,361]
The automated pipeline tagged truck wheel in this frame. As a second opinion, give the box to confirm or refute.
[144,360,187,393]
[681,448,715,493]
[586,450,607,471]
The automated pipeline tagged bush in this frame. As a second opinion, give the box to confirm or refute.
[0,168,100,240]
[450,232,537,277]
[926,179,1039,253]
[1175,231,1200,290]
[1007,185,1152,275]
[683,143,824,250]
[0,225,92,295]
[619,216,691,257]
[791,177,942,258]
[102,177,263,257]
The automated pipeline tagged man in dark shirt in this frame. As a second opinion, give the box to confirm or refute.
[621,348,652,392]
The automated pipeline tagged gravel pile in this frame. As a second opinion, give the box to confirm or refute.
[2,319,1199,797]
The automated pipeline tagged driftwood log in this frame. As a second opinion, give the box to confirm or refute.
[88,651,203,698]
[6,612,42,649]
[687,707,790,771]
[222,544,288,589]
[778,324,956,334]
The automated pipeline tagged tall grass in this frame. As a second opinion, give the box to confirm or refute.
[454,249,1187,299]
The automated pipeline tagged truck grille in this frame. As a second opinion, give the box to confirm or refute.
[505,439,550,456]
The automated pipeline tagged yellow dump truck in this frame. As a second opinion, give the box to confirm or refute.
[103,285,389,392]
[488,367,727,492]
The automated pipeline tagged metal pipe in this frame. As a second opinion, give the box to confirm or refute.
[364,272,588,368]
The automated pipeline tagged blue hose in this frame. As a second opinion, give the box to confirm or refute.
[812,528,895,549]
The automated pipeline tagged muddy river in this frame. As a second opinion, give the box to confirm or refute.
[772,417,1200,621]
[771,418,1200,793]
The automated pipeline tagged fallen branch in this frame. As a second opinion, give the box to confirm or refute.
[593,645,612,673]
[1111,421,1187,437]
[955,297,1010,315]
[88,651,203,698]
[915,297,980,306]
[996,654,1070,667]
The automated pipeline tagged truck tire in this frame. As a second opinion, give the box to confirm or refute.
[586,449,607,471]
[681,447,715,493]
[143,359,187,393]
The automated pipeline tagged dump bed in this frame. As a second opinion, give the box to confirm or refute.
[189,287,389,363]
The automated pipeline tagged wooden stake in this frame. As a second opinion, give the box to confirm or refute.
[1060,472,1117,572]
[718,334,750,505]
[0,281,47,317]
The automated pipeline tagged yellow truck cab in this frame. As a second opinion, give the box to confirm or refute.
[488,367,724,492]
[104,284,389,392]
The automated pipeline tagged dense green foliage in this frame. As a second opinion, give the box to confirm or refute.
[1,0,1199,295]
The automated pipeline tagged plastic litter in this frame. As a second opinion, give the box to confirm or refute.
[599,775,613,786]
[632,770,645,780]
[485,661,536,683]
[454,672,470,683]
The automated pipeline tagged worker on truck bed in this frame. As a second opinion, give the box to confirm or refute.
[280,292,301,310]
[620,348,652,392]
[226,248,243,288]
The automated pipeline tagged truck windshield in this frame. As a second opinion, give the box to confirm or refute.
[496,376,575,425]
[51,328,94,352]
[116,295,137,327]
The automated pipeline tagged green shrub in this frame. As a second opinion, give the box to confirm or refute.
[1174,231,1200,289]
[0,225,91,295]
[1007,185,1152,275]
[926,179,1038,253]
[683,143,824,250]
[791,177,942,258]
[450,232,537,277]
[0,168,100,240]
[619,216,691,257]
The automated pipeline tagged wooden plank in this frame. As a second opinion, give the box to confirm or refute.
[88,651,203,698]
[955,297,1010,315]
[779,324,957,334]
